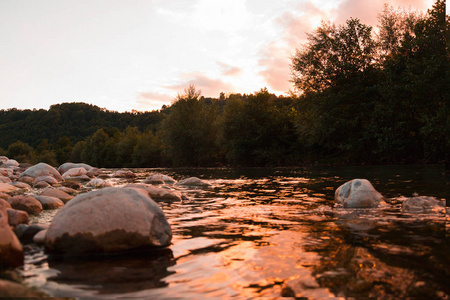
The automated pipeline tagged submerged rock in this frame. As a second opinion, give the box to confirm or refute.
[401,196,445,214]
[335,179,383,208]
[45,187,172,255]
[19,163,63,181]
[175,177,211,187]
[143,174,177,185]
[125,183,182,202]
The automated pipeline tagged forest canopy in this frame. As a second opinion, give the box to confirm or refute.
[1,0,448,168]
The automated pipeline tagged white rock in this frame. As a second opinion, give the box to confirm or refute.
[335,179,383,208]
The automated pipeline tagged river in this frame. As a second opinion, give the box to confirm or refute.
[21,164,448,298]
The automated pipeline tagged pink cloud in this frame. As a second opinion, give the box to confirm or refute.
[217,61,242,77]
[258,42,292,92]
[137,91,174,111]
[164,72,235,98]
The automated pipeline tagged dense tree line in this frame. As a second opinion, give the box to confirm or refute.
[1,1,448,168]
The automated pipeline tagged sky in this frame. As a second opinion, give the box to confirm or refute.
[0,0,438,112]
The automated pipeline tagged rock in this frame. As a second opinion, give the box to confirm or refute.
[86,178,112,188]
[19,163,63,181]
[7,195,43,215]
[3,159,19,168]
[45,187,172,255]
[33,229,47,244]
[0,176,11,183]
[0,156,8,164]
[0,168,13,177]
[18,162,33,169]
[62,167,87,179]
[34,196,65,209]
[125,183,182,202]
[9,181,32,191]
[58,162,93,175]
[0,183,19,194]
[40,187,74,203]
[175,177,211,187]
[56,186,78,195]
[6,209,29,226]
[0,279,47,297]
[60,180,82,190]
[335,179,383,208]
[18,175,34,184]
[113,170,137,178]
[0,198,12,210]
[33,181,50,189]
[14,224,48,243]
[401,196,445,214]
[143,174,177,185]
[0,211,24,268]
[64,175,91,182]
[0,192,11,201]
[86,167,103,178]
[33,175,59,186]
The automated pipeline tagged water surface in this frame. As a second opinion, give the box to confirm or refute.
[22,165,448,298]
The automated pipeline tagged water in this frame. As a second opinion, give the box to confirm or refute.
[21,165,448,298]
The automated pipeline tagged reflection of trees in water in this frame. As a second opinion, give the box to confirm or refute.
[301,211,448,298]
[47,248,175,296]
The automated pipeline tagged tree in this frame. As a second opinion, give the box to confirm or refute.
[160,85,222,166]
[7,141,36,163]
[291,18,377,94]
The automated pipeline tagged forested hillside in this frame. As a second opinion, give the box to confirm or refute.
[1,0,448,168]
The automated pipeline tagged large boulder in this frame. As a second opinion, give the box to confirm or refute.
[125,183,182,202]
[7,195,43,215]
[335,179,383,208]
[402,196,445,214]
[19,163,63,181]
[45,187,172,255]
[58,163,93,175]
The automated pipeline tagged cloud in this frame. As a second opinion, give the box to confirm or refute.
[164,72,235,98]
[137,91,174,111]
[217,61,242,77]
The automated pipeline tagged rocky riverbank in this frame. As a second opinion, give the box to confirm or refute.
[0,156,211,296]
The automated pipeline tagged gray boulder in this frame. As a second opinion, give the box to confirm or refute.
[45,187,172,255]
[335,179,383,208]
[19,163,63,181]
[402,196,445,214]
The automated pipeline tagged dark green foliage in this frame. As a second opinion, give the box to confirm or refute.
[7,141,36,164]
